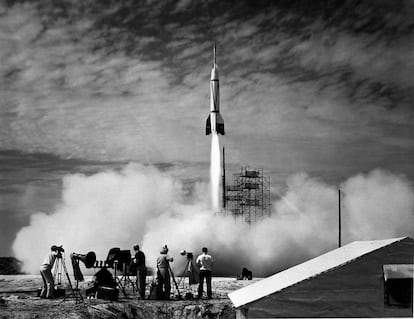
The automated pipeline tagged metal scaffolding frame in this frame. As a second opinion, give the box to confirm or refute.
[224,167,271,224]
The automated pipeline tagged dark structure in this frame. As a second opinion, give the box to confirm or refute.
[224,166,271,224]
[229,237,414,318]
[0,257,23,274]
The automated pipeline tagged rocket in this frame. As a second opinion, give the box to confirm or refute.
[206,43,225,135]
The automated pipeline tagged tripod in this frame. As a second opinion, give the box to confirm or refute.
[113,261,130,298]
[119,263,136,295]
[168,265,182,300]
[53,254,84,304]
[177,258,199,298]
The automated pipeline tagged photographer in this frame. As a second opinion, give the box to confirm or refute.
[39,245,61,299]
[133,244,146,299]
[156,245,174,300]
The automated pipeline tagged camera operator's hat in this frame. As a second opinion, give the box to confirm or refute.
[51,245,58,251]
[160,246,168,254]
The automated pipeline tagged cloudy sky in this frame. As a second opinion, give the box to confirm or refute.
[0,0,413,259]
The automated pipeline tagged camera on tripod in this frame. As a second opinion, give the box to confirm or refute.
[54,245,65,258]
[180,250,193,260]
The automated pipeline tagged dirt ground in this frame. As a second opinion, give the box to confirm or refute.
[0,275,258,318]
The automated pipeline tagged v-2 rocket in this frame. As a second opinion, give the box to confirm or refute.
[206,43,225,135]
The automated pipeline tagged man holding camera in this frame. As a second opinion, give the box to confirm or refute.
[39,245,60,299]
[196,247,213,299]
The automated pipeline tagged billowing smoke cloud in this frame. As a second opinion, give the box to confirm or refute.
[13,165,414,276]
[341,170,414,241]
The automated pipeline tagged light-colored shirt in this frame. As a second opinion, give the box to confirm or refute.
[42,251,58,268]
[196,253,213,271]
[157,254,173,268]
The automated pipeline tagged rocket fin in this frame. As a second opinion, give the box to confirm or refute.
[216,113,225,135]
[206,115,211,135]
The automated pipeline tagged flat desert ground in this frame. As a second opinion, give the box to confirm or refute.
[0,275,258,318]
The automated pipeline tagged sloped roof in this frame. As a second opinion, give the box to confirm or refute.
[228,237,408,308]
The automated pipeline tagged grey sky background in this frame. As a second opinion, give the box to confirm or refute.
[0,0,413,257]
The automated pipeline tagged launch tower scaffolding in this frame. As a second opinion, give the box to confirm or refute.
[224,167,271,224]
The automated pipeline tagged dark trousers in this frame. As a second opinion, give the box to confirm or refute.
[157,267,171,299]
[136,265,147,299]
[198,270,212,298]
[39,265,54,299]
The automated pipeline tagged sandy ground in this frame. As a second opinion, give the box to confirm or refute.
[0,275,258,318]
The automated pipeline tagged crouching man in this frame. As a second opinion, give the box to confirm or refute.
[86,267,117,299]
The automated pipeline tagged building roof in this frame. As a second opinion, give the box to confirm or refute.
[228,237,408,308]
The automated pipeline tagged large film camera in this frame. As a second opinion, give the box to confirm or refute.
[70,251,97,282]
[55,245,65,258]
[180,250,193,260]
[106,248,131,271]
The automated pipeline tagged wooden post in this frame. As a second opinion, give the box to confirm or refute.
[338,188,341,248]
[236,308,248,319]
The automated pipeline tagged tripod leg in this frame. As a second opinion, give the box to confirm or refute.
[177,260,191,288]
[168,266,182,299]
[116,277,129,298]
[60,259,84,305]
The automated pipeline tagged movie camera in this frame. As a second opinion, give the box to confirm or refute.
[70,251,97,283]
[180,250,193,260]
[54,245,65,258]
[105,248,132,270]
[71,252,96,269]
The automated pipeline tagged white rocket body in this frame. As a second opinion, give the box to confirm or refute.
[206,45,225,135]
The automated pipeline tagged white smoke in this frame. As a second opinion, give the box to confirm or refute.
[340,169,414,241]
[210,132,221,212]
[13,165,414,276]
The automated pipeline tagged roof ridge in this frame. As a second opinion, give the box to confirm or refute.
[228,237,411,308]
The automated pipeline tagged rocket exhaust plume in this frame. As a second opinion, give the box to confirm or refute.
[210,132,221,212]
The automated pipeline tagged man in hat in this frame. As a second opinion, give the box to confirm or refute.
[156,245,174,299]
[133,244,146,299]
[196,247,213,299]
[39,245,60,299]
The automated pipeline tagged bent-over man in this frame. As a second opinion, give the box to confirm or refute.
[40,245,59,299]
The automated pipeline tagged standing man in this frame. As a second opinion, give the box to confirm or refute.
[196,247,213,299]
[39,245,59,299]
[133,244,146,299]
[156,245,174,300]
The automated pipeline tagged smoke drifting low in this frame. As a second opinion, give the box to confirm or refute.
[13,165,414,276]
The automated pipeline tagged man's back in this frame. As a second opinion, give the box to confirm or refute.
[135,250,145,266]
[196,253,213,271]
